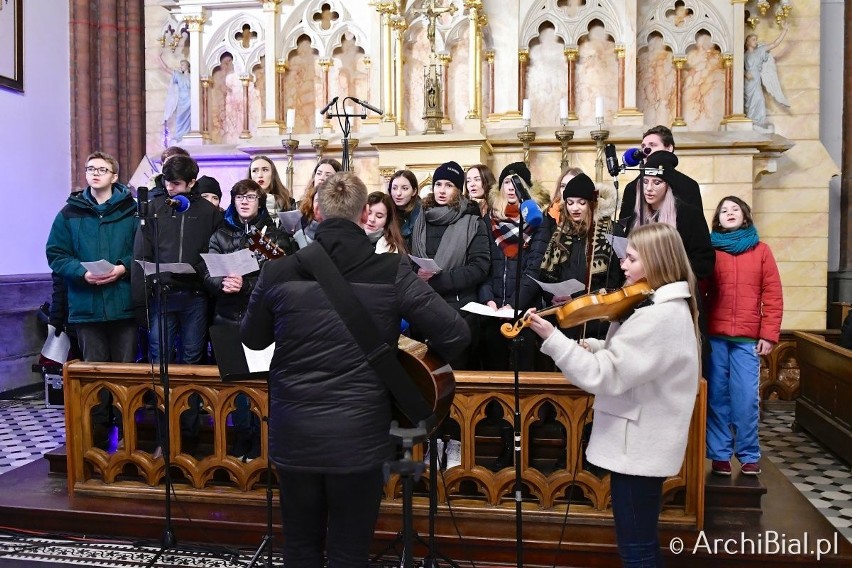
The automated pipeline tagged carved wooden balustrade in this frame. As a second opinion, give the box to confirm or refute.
[63,362,705,530]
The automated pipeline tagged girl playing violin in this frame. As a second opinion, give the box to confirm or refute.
[526,223,701,568]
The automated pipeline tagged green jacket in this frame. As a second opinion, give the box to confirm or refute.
[46,184,137,324]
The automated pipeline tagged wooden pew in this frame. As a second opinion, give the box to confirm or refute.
[794,331,852,465]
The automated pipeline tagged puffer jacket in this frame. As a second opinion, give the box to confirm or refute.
[241,219,470,473]
[46,184,137,324]
[707,242,782,343]
[202,205,293,322]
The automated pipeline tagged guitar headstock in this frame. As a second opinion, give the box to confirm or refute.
[247,227,286,260]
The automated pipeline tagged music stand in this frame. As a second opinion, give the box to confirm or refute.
[209,323,276,568]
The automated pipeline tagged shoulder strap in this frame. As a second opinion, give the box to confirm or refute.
[296,243,435,426]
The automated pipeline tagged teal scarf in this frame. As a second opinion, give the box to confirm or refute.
[711,225,759,254]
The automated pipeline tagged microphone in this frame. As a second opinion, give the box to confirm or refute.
[351,97,383,116]
[165,194,190,213]
[604,144,621,177]
[319,96,339,116]
[510,174,543,228]
[137,186,149,225]
[622,147,646,167]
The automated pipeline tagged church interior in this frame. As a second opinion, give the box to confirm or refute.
[0,0,850,566]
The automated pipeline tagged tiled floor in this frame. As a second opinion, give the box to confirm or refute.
[0,395,850,546]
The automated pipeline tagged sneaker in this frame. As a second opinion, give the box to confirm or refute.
[444,439,461,469]
[711,460,731,476]
[741,462,761,475]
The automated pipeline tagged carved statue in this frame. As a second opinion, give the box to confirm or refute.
[744,23,790,131]
[160,54,191,143]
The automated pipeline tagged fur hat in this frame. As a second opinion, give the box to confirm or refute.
[432,161,465,190]
[562,173,597,201]
[195,175,221,199]
[499,162,532,188]
[643,151,679,185]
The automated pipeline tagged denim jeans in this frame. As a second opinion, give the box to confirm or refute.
[147,290,208,364]
[277,467,385,568]
[610,471,666,567]
[705,337,761,464]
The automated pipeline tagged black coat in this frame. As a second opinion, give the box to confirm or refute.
[618,168,703,222]
[478,216,552,310]
[421,202,490,309]
[240,218,470,473]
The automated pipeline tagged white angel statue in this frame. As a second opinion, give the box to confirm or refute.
[744,23,789,131]
[160,54,191,143]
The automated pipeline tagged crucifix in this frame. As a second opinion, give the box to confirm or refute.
[413,1,456,134]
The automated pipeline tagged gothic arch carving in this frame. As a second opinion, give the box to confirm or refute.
[520,0,624,49]
[638,0,731,55]
[280,0,368,60]
[202,13,266,76]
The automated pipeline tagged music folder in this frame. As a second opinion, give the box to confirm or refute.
[209,324,273,382]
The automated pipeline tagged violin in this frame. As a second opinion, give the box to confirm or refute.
[500,281,654,339]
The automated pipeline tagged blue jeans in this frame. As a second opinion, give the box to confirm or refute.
[705,337,761,464]
[147,290,208,364]
[610,471,666,567]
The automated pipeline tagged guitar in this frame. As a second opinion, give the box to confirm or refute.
[395,336,456,431]
[246,227,286,261]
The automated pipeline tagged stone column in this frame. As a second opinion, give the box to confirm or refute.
[727,0,750,127]
[672,56,687,127]
[464,0,482,119]
[440,53,452,125]
[615,44,625,112]
[276,61,288,125]
[375,3,396,132]
[182,13,207,142]
[200,77,210,137]
[486,51,495,117]
[564,48,578,121]
[257,0,283,136]
[392,16,407,132]
[239,75,253,138]
[722,53,733,120]
[518,49,529,110]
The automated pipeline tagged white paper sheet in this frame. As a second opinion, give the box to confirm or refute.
[201,249,260,278]
[605,234,629,259]
[461,302,517,319]
[278,210,303,234]
[529,277,586,297]
[42,325,71,364]
[243,342,274,373]
[134,260,196,276]
[81,259,117,276]
[408,255,442,273]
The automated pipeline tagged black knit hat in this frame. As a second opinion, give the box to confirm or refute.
[432,161,465,190]
[562,173,597,201]
[499,161,532,188]
[195,175,221,199]
[643,151,678,184]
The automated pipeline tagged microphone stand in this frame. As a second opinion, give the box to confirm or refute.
[326,96,382,172]
[146,207,177,567]
[510,204,526,568]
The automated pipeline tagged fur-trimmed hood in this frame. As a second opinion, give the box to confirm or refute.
[594,181,617,220]
[487,179,551,216]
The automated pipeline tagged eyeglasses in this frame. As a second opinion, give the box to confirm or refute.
[234,194,259,202]
[85,166,113,175]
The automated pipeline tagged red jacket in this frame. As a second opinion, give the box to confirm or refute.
[707,242,783,343]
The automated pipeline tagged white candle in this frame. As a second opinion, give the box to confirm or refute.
[286,108,296,130]
[559,97,568,121]
[522,99,531,121]
[595,96,605,121]
[315,111,324,131]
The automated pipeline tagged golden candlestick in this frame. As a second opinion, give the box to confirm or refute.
[555,125,574,170]
[310,132,328,161]
[281,132,299,195]
[517,122,536,167]
[590,120,609,183]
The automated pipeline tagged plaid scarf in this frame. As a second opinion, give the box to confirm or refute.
[490,204,533,260]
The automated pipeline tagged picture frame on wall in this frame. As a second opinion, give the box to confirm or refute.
[0,0,23,92]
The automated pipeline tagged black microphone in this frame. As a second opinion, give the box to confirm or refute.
[351,97,383,116]
[137,186,149,225]
[319,96,339,115]
[510,174,543,228]
[165,194,190,213]
[604,144,620,177]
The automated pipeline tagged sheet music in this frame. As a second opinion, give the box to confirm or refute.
[243,342,274,373]
[408,255,442,273]
[605,234,629,259]
[461,302,516,319]
[201,249,260,278]
[81,259,116,276]
[42,325,71,364]
[134,260,196,276]
[529,277,586,297]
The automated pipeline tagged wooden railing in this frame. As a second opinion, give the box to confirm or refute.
[63,362,705,529]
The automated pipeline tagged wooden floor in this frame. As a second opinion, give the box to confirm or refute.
[0,453,849,567]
